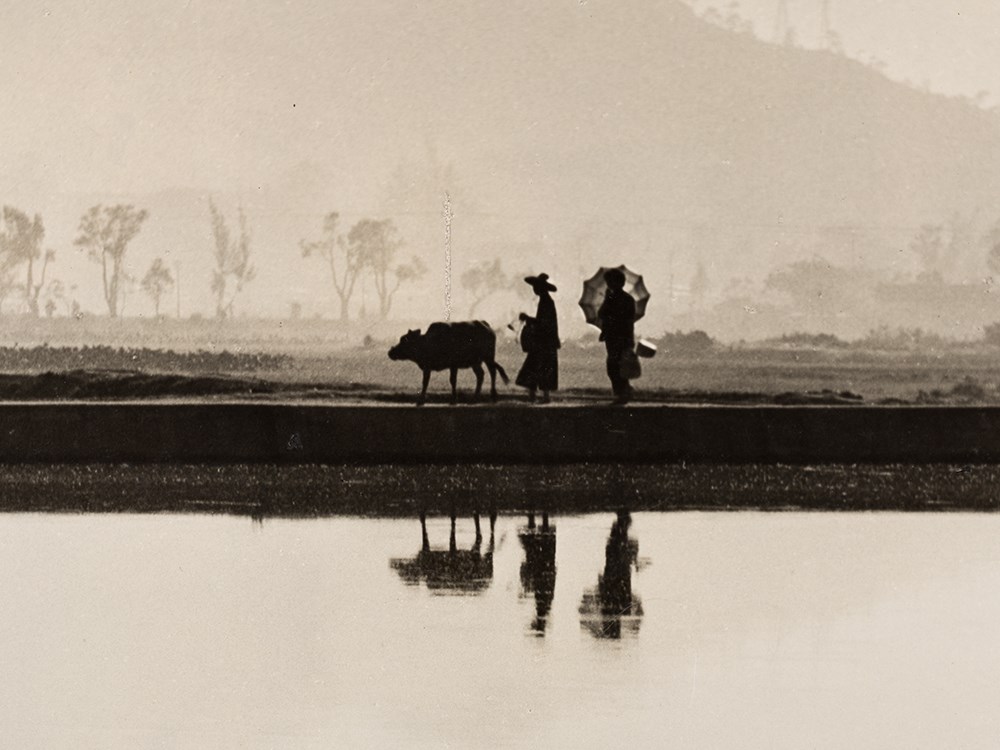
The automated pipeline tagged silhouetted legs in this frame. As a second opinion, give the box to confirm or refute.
[526,511,550,530]
[485,362,501,401]
[418,369,432,405]
[527,387,550,404]
[419,508,494,554]
[449,368,458,403]
[471,363,485,398]
[605,340,632,402]
[393,509,496,595]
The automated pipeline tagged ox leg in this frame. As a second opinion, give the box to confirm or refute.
[449,508,457,553]
[486,362,498,401]
[449,368,458,403]
[472,511,483,552]
[472,363,485,400]
[418,369,431,405]
[420,510,430,552]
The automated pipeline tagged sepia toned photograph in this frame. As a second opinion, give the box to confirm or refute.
[3,1,1000,747]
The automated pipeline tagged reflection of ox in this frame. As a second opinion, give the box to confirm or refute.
[391,510,497,595]
[388,321,509,404]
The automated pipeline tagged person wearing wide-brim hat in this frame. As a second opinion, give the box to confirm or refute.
[515,273,560,403]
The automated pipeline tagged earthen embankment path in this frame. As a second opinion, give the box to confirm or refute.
[3,401,998,464]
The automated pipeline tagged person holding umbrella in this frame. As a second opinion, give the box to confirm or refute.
[516,273,560,403]
[597,268,636,403]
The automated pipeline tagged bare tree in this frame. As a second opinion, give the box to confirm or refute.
[349,218,426,319]
[208,199,256,319]
[0,263,19,315]
[461,258,511,317]
[0,206,54,315]
[74,204,148,317]
[43,279,73,316]
[300,212,365,321]
[141,257,175,317]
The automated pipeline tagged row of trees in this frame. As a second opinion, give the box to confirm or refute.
[0,201,429,321]
[299,213,426,320]
[0,207,56,316]
[0,203,168,319]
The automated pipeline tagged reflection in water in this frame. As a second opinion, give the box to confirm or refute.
[388,509,643,639]
[579,510,643,639]
[8,513,1000,748]
[390,510,496,594]
[519,512,557,635]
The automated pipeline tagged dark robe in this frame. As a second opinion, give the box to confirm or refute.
[516,293,560,391]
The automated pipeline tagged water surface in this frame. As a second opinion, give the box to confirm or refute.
[1,512,998,748]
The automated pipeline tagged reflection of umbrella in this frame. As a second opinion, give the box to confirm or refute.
[578,265,651,328]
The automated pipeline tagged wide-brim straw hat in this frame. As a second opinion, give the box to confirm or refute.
[525,273,557,292]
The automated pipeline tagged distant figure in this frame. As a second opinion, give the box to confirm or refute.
[579,509,643,639]
[519,511,557,635]
[388,320,509,404]
[515,274,560,403]
[390,509,497,595]
[597,269,636,403]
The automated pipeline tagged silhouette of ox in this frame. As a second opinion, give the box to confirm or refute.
[388,320,509,404]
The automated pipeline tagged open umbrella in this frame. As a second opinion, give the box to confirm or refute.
[578,265,651,328]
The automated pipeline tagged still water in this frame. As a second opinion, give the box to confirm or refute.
[1,511,999,749]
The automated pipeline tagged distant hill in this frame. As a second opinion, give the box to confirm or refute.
[349,0,1000,324]
[19,1,1000,330]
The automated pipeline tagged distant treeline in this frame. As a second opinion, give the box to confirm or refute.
[649,325,1000,353]
[0,202,427,324]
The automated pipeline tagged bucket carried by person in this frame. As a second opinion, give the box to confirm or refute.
[636,339,657,359]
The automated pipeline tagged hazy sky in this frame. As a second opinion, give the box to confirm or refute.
[2,0,999,320]
[2,0,998,199]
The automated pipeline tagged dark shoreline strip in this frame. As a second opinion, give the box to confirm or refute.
[0,463,996,515]
[3,402,1000,464]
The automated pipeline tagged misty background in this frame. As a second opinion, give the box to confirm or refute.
[3,0,1000,343]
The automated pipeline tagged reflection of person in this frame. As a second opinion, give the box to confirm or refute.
[600,510,636,617]
[515,273,560,403]
[519,512,557,635]
[579,509,643,640]
[597,269,636,403]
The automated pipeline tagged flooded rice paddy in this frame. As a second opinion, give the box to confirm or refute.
[1,511,999,748]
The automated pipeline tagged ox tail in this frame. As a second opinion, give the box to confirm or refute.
[494,361,510,385]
